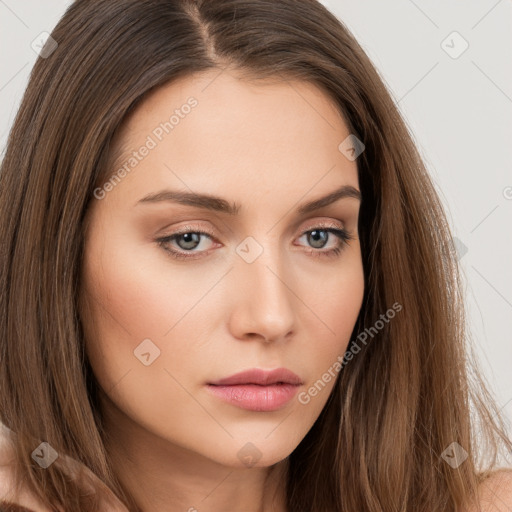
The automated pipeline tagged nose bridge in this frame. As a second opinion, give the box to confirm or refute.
[229,233,296,340]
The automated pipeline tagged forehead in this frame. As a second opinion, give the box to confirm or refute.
[98,69,359,215]
[110,69,350,162]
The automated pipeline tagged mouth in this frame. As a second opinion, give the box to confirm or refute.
[206,367,303,412]
[205,382,301,412]
[208,367,303,386]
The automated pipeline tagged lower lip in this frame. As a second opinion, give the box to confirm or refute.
[206,383,300,411]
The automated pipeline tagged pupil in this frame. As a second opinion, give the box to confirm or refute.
[309,230,327,249]
[178,233,200,250]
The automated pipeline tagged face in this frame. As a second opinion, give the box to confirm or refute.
[80,69,364,469]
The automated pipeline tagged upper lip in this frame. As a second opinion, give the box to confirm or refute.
[208,368,303,386]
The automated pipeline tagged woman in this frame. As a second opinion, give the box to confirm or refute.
[0,0,511,510]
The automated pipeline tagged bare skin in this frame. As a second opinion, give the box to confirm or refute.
[77,69,365,512]
[1,69,512,512]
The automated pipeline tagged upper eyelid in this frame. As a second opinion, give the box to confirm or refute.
[161,222,350,252]
[164,218,347,238]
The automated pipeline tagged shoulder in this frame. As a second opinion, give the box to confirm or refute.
[0,500,38,511]
[464,469,512,512]
[0,423,52,512]
[0,423,129,512]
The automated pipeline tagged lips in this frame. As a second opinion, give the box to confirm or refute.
[208,367,303,386]
[206,368,303,412]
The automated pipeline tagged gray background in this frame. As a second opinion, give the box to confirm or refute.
[1,0,511,431]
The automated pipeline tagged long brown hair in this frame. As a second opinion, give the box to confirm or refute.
[1,0,510,510]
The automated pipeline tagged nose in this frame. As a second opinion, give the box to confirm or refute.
[227,246,296,344]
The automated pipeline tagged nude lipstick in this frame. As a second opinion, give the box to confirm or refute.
[206,367,303,412]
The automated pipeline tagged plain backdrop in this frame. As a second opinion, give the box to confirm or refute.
[1,1,511,432]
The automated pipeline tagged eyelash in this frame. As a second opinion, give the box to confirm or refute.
[156,223,354,261]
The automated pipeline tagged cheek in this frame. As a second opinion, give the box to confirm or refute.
[80,256,167,367]
[80,243,218,441]
[78,230,365,463]
[82,231,364,382]
[329,266,364,345]
[302,249,364,348]
[80,234,230,397]
[294,249,364,395]
[284,269,364,433]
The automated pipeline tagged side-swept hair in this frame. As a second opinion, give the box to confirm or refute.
[1,0,510,510]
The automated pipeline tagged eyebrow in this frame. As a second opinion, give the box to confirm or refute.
[136,184,361,215]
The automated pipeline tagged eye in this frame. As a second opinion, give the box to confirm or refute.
[156,225,217,261]
[156,222,354,261]
[296,225,353,259]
